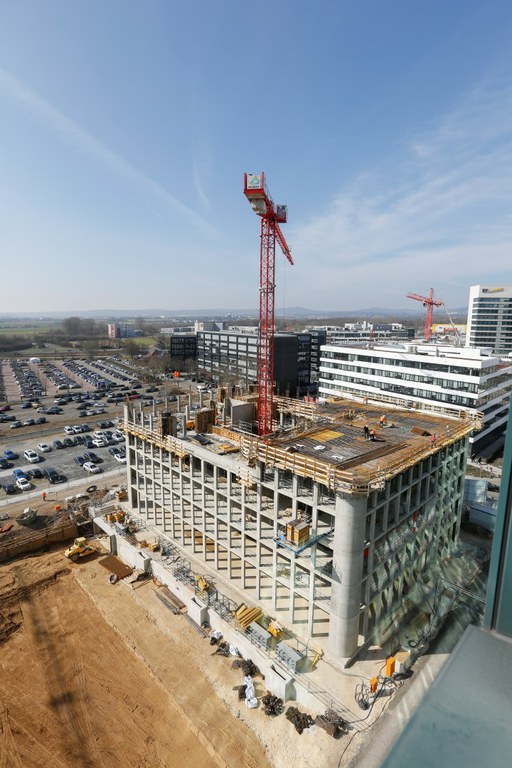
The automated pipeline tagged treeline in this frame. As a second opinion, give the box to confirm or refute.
[0,336,34,353]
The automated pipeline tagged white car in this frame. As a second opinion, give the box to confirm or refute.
[114,453,127,463]
[37,443,51,453]
[83,462,101,474]
[16,477,32,491]
[64,425,75,435]
[92,438,106,448]
[23,449,40,463]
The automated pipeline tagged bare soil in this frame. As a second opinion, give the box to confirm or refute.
[0,549,270,768]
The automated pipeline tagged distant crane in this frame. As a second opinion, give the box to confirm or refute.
[243,172,294,436]
[407,288,443,341]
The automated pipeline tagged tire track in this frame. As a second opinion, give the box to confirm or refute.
[20,582,99,768]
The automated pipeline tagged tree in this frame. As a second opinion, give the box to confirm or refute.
[124,340,139,359]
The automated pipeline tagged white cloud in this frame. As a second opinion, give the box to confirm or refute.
[290,75,512,309]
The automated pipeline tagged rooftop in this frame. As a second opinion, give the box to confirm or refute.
[125,396,481,494]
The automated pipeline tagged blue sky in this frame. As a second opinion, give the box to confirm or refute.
[1,0,511,314]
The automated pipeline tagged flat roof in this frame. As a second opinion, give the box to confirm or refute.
[272,400,467,477]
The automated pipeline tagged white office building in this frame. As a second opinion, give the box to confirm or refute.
[467,285,512,357]
[319,343,512,456]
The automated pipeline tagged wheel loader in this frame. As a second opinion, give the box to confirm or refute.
[64,537,96,562]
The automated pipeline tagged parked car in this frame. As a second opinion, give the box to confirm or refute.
[27,468,44,479]
[0,458,12,470]
[63,438,76,448]
[4,450,18,460]
[83,451,101,464]
[23,419,36,427]
[73,455,86,466]
[44,467,64,484]
[37,443,51,453]
[16,477,31,491]
[64,426,75,435]
[23,449,40,463]
[10,421,22,429]
[114,454,127,464]
[83,462,101,474]
[53,440,64,450]
[12,468,27,480]
[3,483,18,495]
[35,417,47,424]
[46,406,63,414]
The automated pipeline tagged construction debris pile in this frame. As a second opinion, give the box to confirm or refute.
[286,707,315,735]
[315,710,349,739]
[231,657,260,677]
[262,693,284,716]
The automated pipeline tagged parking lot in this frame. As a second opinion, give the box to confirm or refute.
[0,356,137,499]
[1,355,216,502]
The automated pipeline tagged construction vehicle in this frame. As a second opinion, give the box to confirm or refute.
[64,537,96,562]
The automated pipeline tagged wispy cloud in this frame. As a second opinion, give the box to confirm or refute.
[291,76,512,308]
[0,67,215,235]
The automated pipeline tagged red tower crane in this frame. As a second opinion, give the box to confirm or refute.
[243,172,294,436]
[406,288,443,340]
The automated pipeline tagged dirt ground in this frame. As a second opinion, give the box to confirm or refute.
[0,549,270,768]
[0,546,352,768]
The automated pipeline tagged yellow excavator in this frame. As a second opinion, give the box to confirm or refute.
[64,537,96,562]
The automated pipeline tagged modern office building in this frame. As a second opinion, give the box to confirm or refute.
[123,396,478,658]
[467,284,512,356]
[196,330,318,396]
[319,343,512,456]
[169,333,197,367]
[308,323,415,346]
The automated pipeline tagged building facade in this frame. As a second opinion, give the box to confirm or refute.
[319,343,512,456]
[169,333,197,366]
[124,398,475,658]
[467,285,512,356]
[196,330,318,396]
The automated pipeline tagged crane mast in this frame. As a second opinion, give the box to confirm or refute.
[244,172,294,437]
[406,288,443,341]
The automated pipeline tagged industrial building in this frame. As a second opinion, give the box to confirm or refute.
[318,343,512,456]
[467,284,512,356]
[122,395,479,659]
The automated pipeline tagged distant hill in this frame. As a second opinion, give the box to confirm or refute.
[0,306,467,321]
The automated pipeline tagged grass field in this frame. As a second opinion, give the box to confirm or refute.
[0,324,59,335]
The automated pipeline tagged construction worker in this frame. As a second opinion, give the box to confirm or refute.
[41,491,47,502]
[369,429,377,442]
[363,424,369,439]
[430,434,436,447]
[379,415,387,427]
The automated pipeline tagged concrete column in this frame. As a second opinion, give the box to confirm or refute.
[188,393,192,407]
[199,391,204,409]
[329,493,367,658]
[177,395,181,412]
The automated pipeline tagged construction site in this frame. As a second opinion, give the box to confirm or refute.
[0,174,492,766]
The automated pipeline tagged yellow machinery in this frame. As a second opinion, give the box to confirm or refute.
[267,620,284,639]
[64,537,96,562]
[196,575,212,596]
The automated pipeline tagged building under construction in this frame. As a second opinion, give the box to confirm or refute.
[123,394,481,658]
